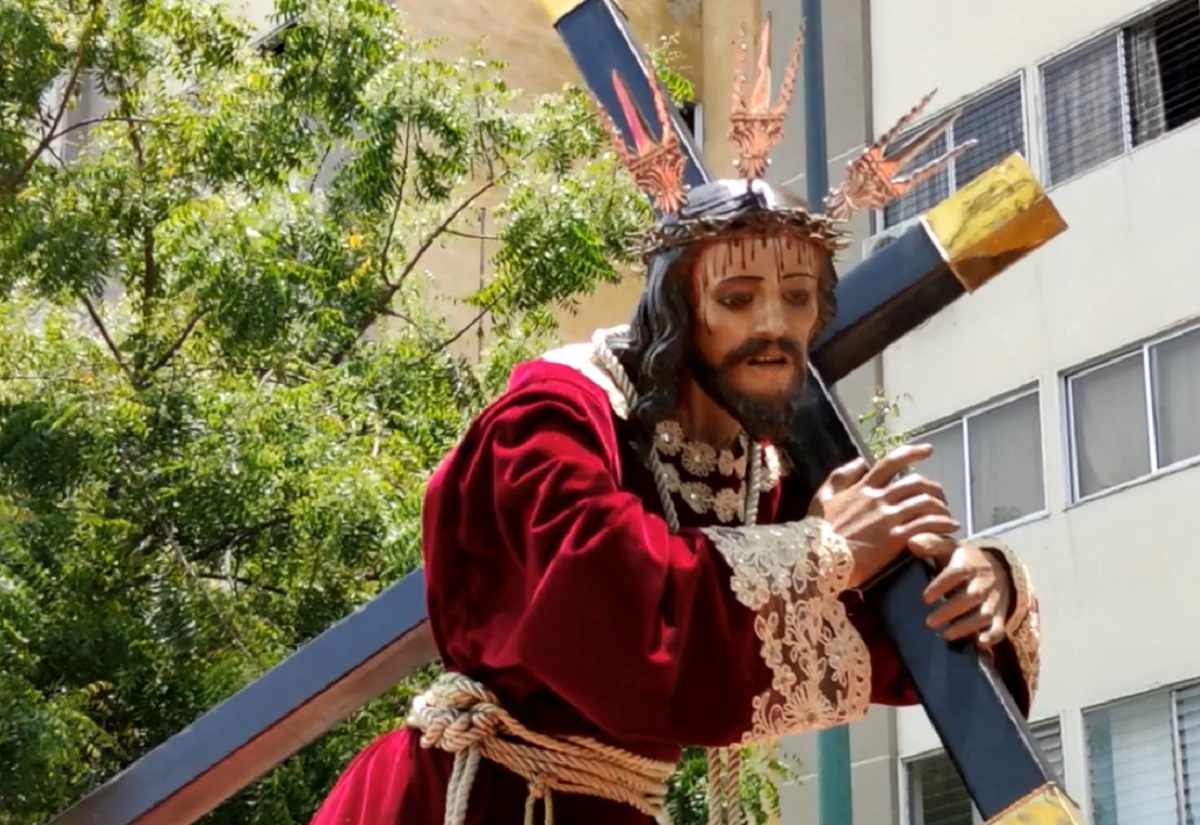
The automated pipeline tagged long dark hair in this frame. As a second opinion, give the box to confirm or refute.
[608,179,837,442]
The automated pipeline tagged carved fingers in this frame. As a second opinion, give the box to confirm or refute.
[916,541,1013,650]
[814,444,962,588]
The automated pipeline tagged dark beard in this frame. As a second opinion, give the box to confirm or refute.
[687,337,807,443]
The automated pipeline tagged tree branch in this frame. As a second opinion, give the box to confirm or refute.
[391,175,499,294]
[147,310,206,373]
[32,115,163,149]
[378,177,499,305]
[82,296,134,381]
[429,301,496,356]
[6,10,98,193]
[189,514,292,565]
[166,524,253,658]
[331,176,501,364]
[115,101,158,310]
[376,117,414,299]
[197,572,286,596]
[330,111,592,364]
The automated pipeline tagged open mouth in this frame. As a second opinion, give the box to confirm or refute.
[746,355,790,367]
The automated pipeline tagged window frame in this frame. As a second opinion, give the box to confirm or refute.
[875,72,1030,231]
[902,717,1065,825]
[1035,0,1200,188]
[1082,680,1200,825]
[1063,321,1200,504]
[913,384,1048,538]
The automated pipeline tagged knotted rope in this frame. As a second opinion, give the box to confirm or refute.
[409,672,677,825]
[706,747,745,825]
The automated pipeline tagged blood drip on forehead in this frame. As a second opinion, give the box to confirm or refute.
[691,233,822,327]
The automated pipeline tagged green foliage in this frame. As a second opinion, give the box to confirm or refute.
[859,391,910,459]
[667,745,799,825]
[0,0,652,820]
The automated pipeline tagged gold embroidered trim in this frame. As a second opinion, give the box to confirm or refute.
[1010,599,1041,701]
[973,537,1041,701]
[702,519,872,743]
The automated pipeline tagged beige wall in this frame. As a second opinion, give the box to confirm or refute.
[889,118,1200,757]
[869,0,1164,126]
[407,1,709,349]
[870,0,1200,816]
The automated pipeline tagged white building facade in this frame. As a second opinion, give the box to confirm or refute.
[866,0,1200,823]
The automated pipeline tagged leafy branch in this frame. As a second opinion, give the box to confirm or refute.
[6,4,101,193]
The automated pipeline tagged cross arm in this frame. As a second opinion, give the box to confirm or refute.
[812,153,1066,383]
[47,572,436,825]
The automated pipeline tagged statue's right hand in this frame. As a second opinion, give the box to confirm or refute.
[808,444,959,588]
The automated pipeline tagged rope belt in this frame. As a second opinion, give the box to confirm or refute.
[408,672,677,825]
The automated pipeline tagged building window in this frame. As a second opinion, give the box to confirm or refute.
[1085,683,1200,825]
[908,720,1064,825]
[915,389,1045,537]
[880,77,1026,229]
[1066,324,1200,501]
[1040,0,1200,186]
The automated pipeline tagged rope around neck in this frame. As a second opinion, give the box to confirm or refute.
[590,329,759,825]
[410,672,676,825]
[589,329,764,534]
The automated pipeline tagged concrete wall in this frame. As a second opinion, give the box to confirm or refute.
[889,117,1200,806]
[870,0,1165,126]
[869,0,1200,819]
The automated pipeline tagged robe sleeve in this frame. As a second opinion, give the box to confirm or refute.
[770,469,1041,716]
[972,536,1042,712]
[461,373,873,747]
[772,471,923,708]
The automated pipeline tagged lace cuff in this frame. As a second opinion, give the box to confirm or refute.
[973,536,1042,701]
[701,518,872,744]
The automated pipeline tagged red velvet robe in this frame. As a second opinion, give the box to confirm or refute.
[309,348,1038,825]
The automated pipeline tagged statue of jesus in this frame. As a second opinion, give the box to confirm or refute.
[309,19,1040,825]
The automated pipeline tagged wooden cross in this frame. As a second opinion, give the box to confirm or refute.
[48,2,1081,824]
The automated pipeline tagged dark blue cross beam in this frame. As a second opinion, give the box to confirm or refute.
[47,3,1076,825]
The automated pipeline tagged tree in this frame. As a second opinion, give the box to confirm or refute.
[0,0,651,820]
[0,0,887,819]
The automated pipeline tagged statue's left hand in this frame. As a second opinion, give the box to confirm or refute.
[908,534,1014,650]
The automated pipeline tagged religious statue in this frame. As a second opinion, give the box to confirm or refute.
[308,19,1041,825]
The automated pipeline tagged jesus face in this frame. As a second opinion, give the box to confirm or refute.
[687,233,824,442]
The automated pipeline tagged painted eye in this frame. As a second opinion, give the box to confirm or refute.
[719,294,752,308]
[786,290,811,306]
